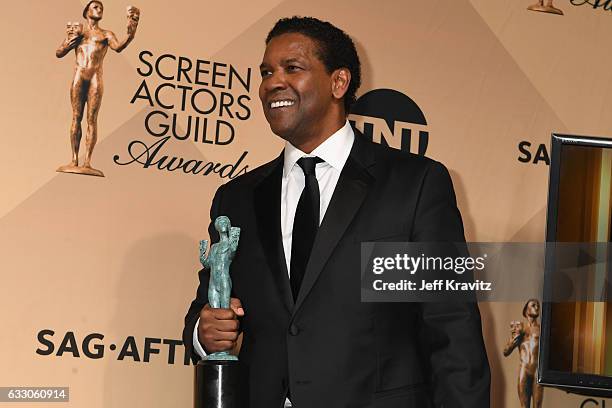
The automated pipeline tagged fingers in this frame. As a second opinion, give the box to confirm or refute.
[198,302,242,353]
[200,320,239,341]
[200,298,245,318]
[230,297,245,317]
[215,318,240,332]
[211,330,239,342]
[202,305,237,320]
[207,341,235,352]
[198,323,237,353]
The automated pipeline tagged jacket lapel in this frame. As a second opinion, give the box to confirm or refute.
[253,153,294,313]
[292,135,376,316]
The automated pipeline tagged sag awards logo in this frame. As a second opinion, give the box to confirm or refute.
[570,0,612,12]
[581,399,612,407]
[36,329,192,366]
[56,1,251,180]
[517,140,550,165]
[112,51,252,179]
[349,89,429,156]
[528,0,612,15]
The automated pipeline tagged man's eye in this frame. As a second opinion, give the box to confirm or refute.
[260,70,271,78]
[287,65,301,72]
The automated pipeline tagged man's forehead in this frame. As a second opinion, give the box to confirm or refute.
[261,33,318,64]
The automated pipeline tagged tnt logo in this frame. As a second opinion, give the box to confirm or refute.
[349,88,429,155]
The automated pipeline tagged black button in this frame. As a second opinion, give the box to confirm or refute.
[289,324,300,336]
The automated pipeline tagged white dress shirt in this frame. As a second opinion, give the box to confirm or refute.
[280,121,354,272]
[193,122,355,405]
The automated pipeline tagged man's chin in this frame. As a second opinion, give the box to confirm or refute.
[268,122,295,142]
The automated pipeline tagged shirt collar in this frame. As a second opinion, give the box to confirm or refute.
[283,121,355,177]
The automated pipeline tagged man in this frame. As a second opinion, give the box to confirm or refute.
[183,17,490,408]
[56,0,140,176]
[503,299,543,408]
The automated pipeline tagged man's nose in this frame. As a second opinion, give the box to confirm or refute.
[264,70,288,93]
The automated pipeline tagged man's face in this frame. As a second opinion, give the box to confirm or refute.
[258,33,335,145]
[87,2,104,20]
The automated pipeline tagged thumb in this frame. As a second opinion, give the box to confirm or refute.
[230,297,244,317]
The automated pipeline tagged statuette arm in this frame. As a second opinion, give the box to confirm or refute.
[56,23,81,58]
[229,227,240,258]
[199,240,211,269]
[107,6,140,52]
[503,331,523,357]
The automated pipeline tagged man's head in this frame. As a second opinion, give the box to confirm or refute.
[522,299,540,318]
[259,17,361,149]
[83,0,104,20]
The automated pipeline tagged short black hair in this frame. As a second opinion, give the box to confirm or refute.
[266,16,361,113]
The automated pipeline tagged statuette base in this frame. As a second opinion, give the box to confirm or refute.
[56,164,105,177]
[205,351,239,361]
[527,4,563,15]
[195,359,247,408]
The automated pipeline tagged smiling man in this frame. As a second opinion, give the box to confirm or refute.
[184,16,490,408]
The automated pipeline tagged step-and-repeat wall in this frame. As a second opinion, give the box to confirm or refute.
[2,0,611,406]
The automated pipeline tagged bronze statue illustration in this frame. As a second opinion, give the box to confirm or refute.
[503,299,543,408]
[527,0,564,15]
[199,216,241,361]
[55,1,140,177]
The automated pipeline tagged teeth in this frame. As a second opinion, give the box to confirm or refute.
[270,100,294,109]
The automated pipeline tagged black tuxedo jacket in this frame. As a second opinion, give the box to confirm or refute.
[183,133,490,408]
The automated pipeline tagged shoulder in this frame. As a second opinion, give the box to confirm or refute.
[217,154,281,195]
[362,137,450,180]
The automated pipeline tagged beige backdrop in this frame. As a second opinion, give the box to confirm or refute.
[1,0,611,406]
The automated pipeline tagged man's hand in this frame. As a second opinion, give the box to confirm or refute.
[198,297,244,353]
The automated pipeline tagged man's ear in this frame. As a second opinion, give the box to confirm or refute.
[331,68,351,100]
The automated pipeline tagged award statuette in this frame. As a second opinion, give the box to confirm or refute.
[502,299,543,407]
[55,1,140,177]
[195,216,247,408]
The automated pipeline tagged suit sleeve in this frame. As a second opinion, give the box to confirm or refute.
[412,161,491,408]
[182,184,224,364]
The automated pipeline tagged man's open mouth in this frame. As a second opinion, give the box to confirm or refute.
[269,100,295,109]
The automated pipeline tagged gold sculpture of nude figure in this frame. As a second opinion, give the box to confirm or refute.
[56,1,140,177]
[504,299,544,408]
